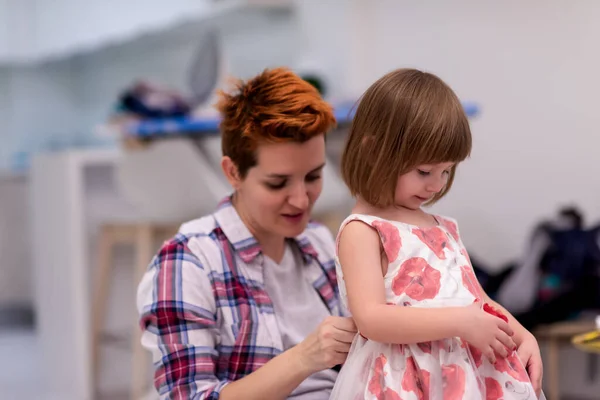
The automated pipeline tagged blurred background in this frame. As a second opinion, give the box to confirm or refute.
[0,0,599,399]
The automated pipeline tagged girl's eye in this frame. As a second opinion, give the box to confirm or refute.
[417,170,430,176]
[306,174,321,182]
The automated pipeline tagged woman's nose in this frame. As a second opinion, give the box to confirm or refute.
[288,184,309,209]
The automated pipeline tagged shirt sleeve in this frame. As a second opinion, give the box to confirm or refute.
[137,236,229,399]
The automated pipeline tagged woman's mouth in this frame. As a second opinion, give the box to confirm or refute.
[282,212,304,224]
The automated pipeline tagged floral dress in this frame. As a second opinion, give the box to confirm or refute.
[330,214,545,400]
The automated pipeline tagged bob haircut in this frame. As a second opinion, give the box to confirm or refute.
[216,67,337,178]
[341,68,472,207]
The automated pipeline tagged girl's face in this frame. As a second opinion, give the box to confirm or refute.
[394,162,455,210]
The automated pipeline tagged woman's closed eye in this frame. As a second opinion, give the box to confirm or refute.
[264,173,321,190]
[265,180,286,190]
[306,173,322,182]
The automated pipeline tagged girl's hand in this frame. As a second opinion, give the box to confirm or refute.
[458,302,517,363]
[294,316,357,373]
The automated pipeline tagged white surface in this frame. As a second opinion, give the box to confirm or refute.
[0,327,154,399]
[30,149,123,400]
[116,139,230,222]
[289,0,600,267]
[0,329,52,400]
[0,0,293,65]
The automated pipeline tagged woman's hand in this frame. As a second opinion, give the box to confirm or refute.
[294,316,357,373]
[458,302,517,363]
[517,332,543,397]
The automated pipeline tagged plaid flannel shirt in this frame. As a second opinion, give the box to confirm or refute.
[137,197,345,399]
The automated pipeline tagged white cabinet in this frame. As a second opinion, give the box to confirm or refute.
[30,148,131,399]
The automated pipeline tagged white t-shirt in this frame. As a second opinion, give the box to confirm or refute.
[263,243,338,400]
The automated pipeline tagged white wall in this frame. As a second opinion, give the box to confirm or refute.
[306,0,600,269]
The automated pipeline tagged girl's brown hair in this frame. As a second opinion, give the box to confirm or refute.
[216,67,337,177]
[341,68,472,207]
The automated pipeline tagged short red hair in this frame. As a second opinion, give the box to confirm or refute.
[216,67,337,177]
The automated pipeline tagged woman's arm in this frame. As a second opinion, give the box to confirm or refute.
[219,348,312,400]
[476,282,544,395]
[220,316,356,400]
[138,238,356,400]
[138,239,230,399]
[478,288,530,344]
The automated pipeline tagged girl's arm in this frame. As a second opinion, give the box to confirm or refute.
[339,221,474,343]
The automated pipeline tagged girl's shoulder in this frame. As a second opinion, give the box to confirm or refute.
[336,213,463,242]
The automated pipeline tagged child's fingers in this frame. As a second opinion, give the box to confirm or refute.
[496,330,517,351]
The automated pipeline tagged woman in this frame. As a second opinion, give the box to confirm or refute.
[137,67,357,399]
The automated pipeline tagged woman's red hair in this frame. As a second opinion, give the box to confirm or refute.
[216,67,337,177]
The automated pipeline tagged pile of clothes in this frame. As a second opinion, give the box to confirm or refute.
[117,80,192,119]
[472,207,600,330]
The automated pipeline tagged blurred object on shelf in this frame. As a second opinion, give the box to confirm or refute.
[121,100,478,142]
[117,81,191,119]
[497,205,600,328]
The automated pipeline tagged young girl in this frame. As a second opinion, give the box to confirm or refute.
[331,69,545,399]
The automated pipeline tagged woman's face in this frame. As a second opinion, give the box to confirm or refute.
[223,135,326,240]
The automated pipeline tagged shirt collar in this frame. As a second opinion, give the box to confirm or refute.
[213,196,318,264]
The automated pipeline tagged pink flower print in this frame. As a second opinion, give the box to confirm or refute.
[401,356,430,400]
[485,377,504,400]
[494,354,530,382]
[392,257,441,300]
[461,338,483,368]
[412,227,453,259]
[439,217,460,242]
[442,364,466,400]
[460,265,482,299]
[373,220,402,262]
[469,344,483,368]
[417,341,432,354]
[368,354,402,400]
